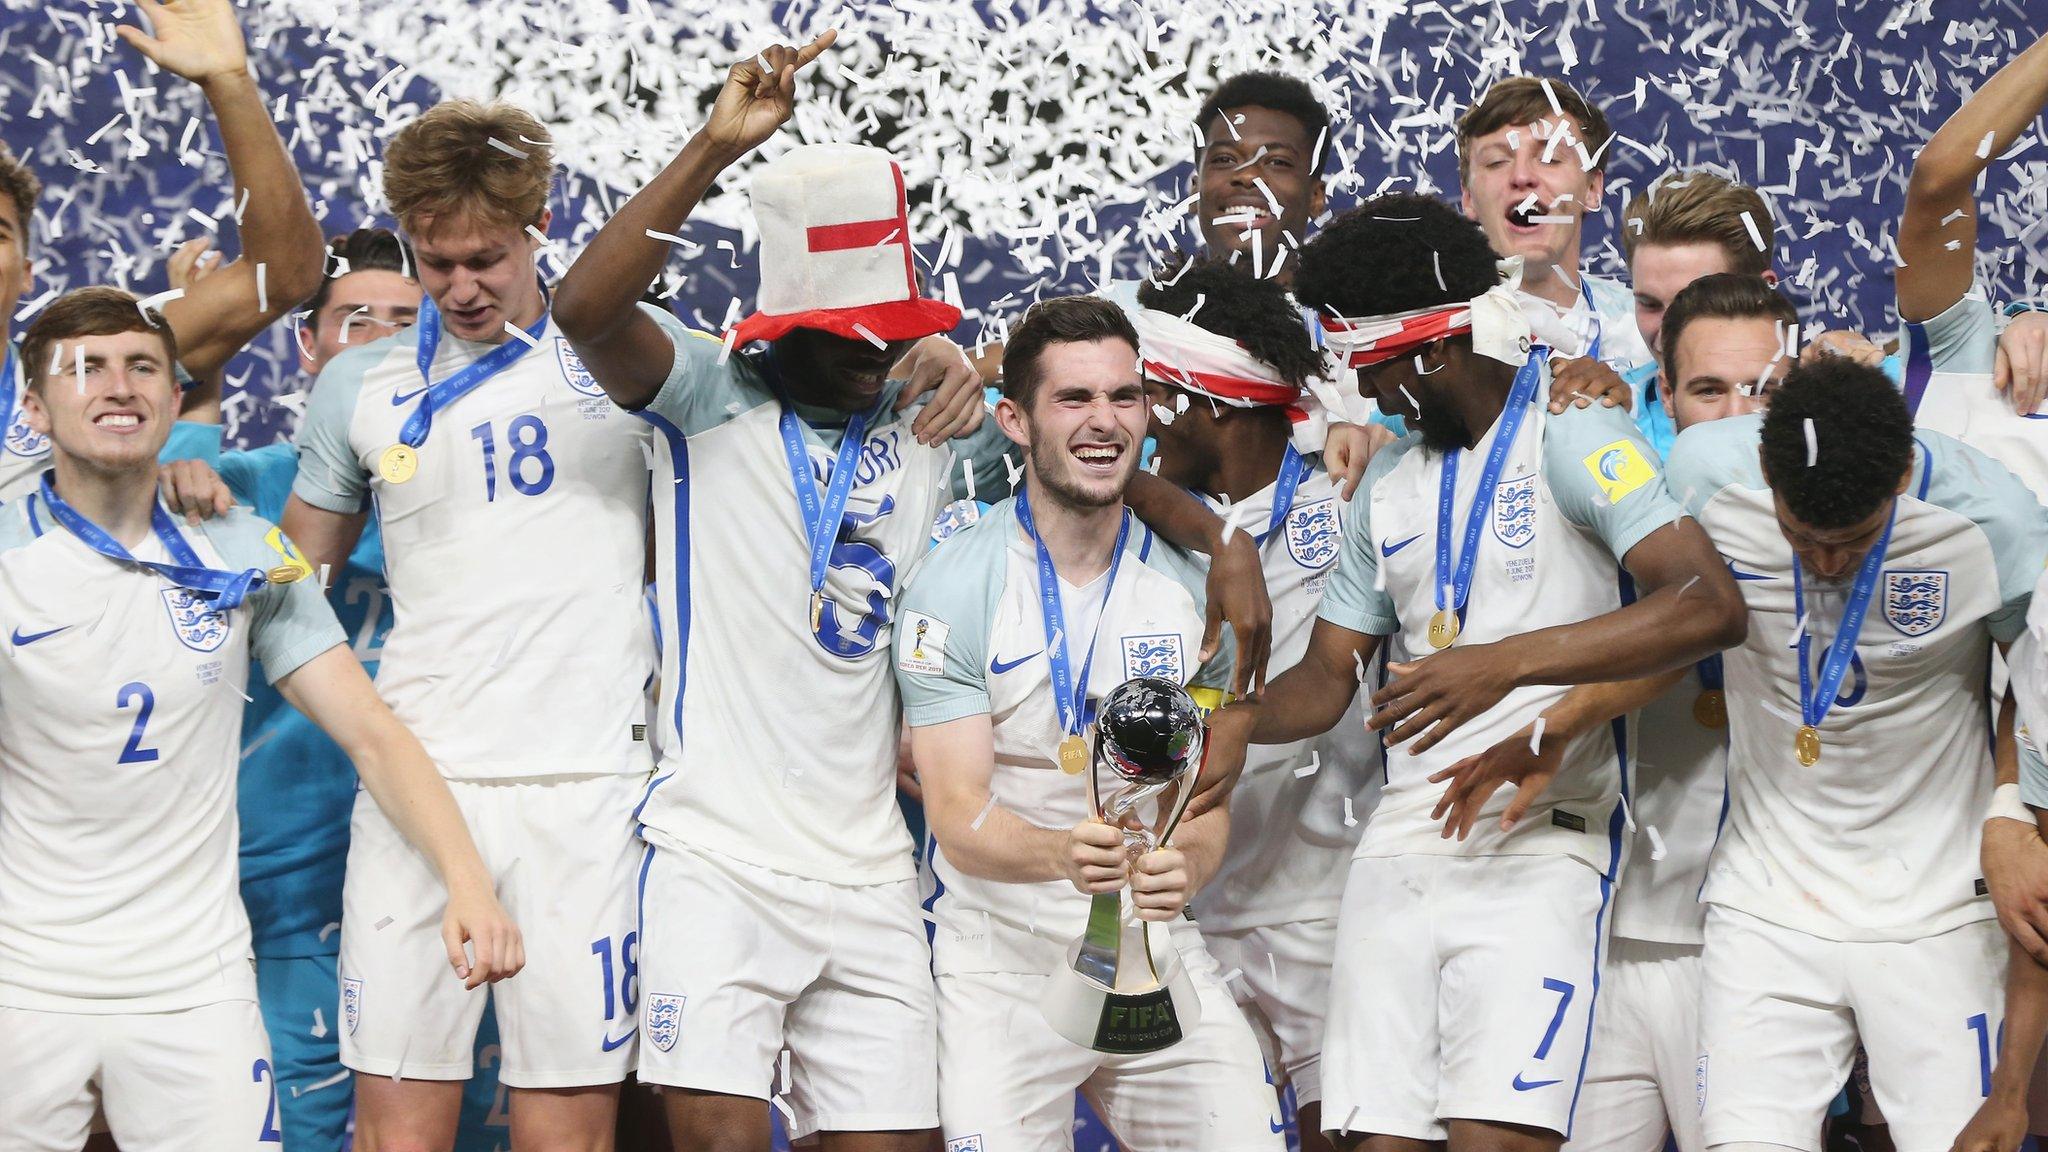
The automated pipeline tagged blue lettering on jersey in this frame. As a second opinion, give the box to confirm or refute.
[162,587,231,652]
[852,428,905,487]
[1882,569,1948,637]
[1492,475,1539,549]
[1285,498,1341,569]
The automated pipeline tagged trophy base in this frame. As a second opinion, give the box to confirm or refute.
[1039,921,1203,1054]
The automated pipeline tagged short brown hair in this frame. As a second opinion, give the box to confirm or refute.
[1623,170,1774,277]
[382,100,553,237]
[1002,295,1139,407]
[1456,76,1612,181]
[0,140,42,244]
[1660,272,1798,380]
[20,286,178,391]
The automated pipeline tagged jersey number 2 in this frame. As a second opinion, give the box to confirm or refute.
[116,682,158,765]
[471,416,555,502]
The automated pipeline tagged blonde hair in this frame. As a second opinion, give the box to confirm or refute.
[1622,170,1775,277]
[382,100,553,236]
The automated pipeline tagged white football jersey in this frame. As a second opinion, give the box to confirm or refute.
[895,500,1233,975]
[1518,272,1655,375]
[0,344,54,502]
[1191,459,1380,932]
[1903,284,2048,499]
[1668,415,2045,941]
[293,311,656,781]
[0,499,343,1012]
[1318,401,1681,870]
[1613,664,1727,946]
[631,314,1014,884]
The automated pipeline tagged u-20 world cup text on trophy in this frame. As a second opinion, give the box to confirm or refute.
[1040,676,1207,1053]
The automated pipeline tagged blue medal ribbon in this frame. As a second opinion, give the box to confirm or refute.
[1015,484,1132,737]
[1250,444,1308,547]
[1790,508,1895,734]
[37,473,264,610]
[397,297,552,450]
[1,343,17,451]
[1696,655,1723,693]
[761,351,888,622]
[1433,352,1543,626]
[1578,277,1604,364]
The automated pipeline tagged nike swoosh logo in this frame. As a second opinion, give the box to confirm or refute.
[1511,1073,1561,1091]
[11,625,69,646]
[1380,533,1424,557]
[990,651,1039,675]
[599,1027,636,1052]
[1269,1117,1287,1134]
[1726,562,1772,581]
[390,387,428,406]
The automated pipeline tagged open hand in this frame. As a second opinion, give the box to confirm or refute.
[115,0,251,86]
[894,336,985,446]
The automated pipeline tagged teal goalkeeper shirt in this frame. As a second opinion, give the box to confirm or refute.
[218,442,390,958]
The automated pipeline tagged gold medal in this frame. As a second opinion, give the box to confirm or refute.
[1426,609,1460,650]
[1692,690,1727,730]
[379,444,418,485]
[809,591,824,632]
[1795,724,1821,767]
[1058,734,1088,775]
[265,564,303,585]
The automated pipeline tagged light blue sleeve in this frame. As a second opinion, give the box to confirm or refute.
[291,340,381,514]
[1627,361,1677,460]
[895,507,1010,726]
[1916,431,2048,644]
[641,305,775,437]
[1901,283,1998,378]
[1132,526,1235,692]
[1315,438,1411,636]
[1097,278,1142,312]
[949,410,1017,502]
[160,421,223,466]
[205,508,348,682]
[1663,412,1766,520]
[1543,403,1684,561]
[217,443,299,523]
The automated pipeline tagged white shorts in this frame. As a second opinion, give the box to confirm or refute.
[1566,938,1704,1152]
[635,840,937,1139]
[935,931,1284,1151]
[338,774,643,1089]
[1204,917,1338,1106]
[1698,907,2005,1152]
[1323,853,1611,1141]
[0,1000,277,1152]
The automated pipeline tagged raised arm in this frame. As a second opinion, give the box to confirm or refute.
[276,645,521,989]
[552,32,836,408]
[118,0,324,382]
[1369,517,1746,749]
[1124,471,1273,697]
[1899,30,2048,322]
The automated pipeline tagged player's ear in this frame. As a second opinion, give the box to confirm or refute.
[994,394,1031,450]
[527,209,554,249]
[20,380,47,434]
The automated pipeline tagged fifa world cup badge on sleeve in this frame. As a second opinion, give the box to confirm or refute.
[1041,677,1206,1054]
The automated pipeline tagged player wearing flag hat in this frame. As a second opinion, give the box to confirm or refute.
[0,286,517,1150]
[1209,193,1746,1149]
[283,99,658,1146]
[1134,255,1382,1148]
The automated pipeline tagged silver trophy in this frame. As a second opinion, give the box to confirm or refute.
[1040,677,1207,1053]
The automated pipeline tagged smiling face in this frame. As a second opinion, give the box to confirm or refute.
[1460,115,1604,280]
[774,327,916,413]
[407,210,548,343]
[1194,106,1326,277]
[299,269,423,375]
[998,337,1148,510]
[25,328,178,476]
[1667,315,1787,432]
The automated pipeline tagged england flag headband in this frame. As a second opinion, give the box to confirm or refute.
[1318,257,1535,371]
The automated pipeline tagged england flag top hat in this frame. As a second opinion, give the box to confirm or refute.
[730,143,961,346]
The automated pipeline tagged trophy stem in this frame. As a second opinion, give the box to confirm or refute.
[1073,890,1123,987]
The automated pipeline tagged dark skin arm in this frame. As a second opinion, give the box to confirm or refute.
[1190,618,1381,817]
[1124,470,1272,698]
[1369,517,1746,751]
[552,32,837,409]
[1951,939,2048,1152]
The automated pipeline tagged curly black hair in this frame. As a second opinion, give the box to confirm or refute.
[1135,256,1321,389]
[1293,193,1501,321]
[1195,72,1331,173]
[1759,357,1914,530]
